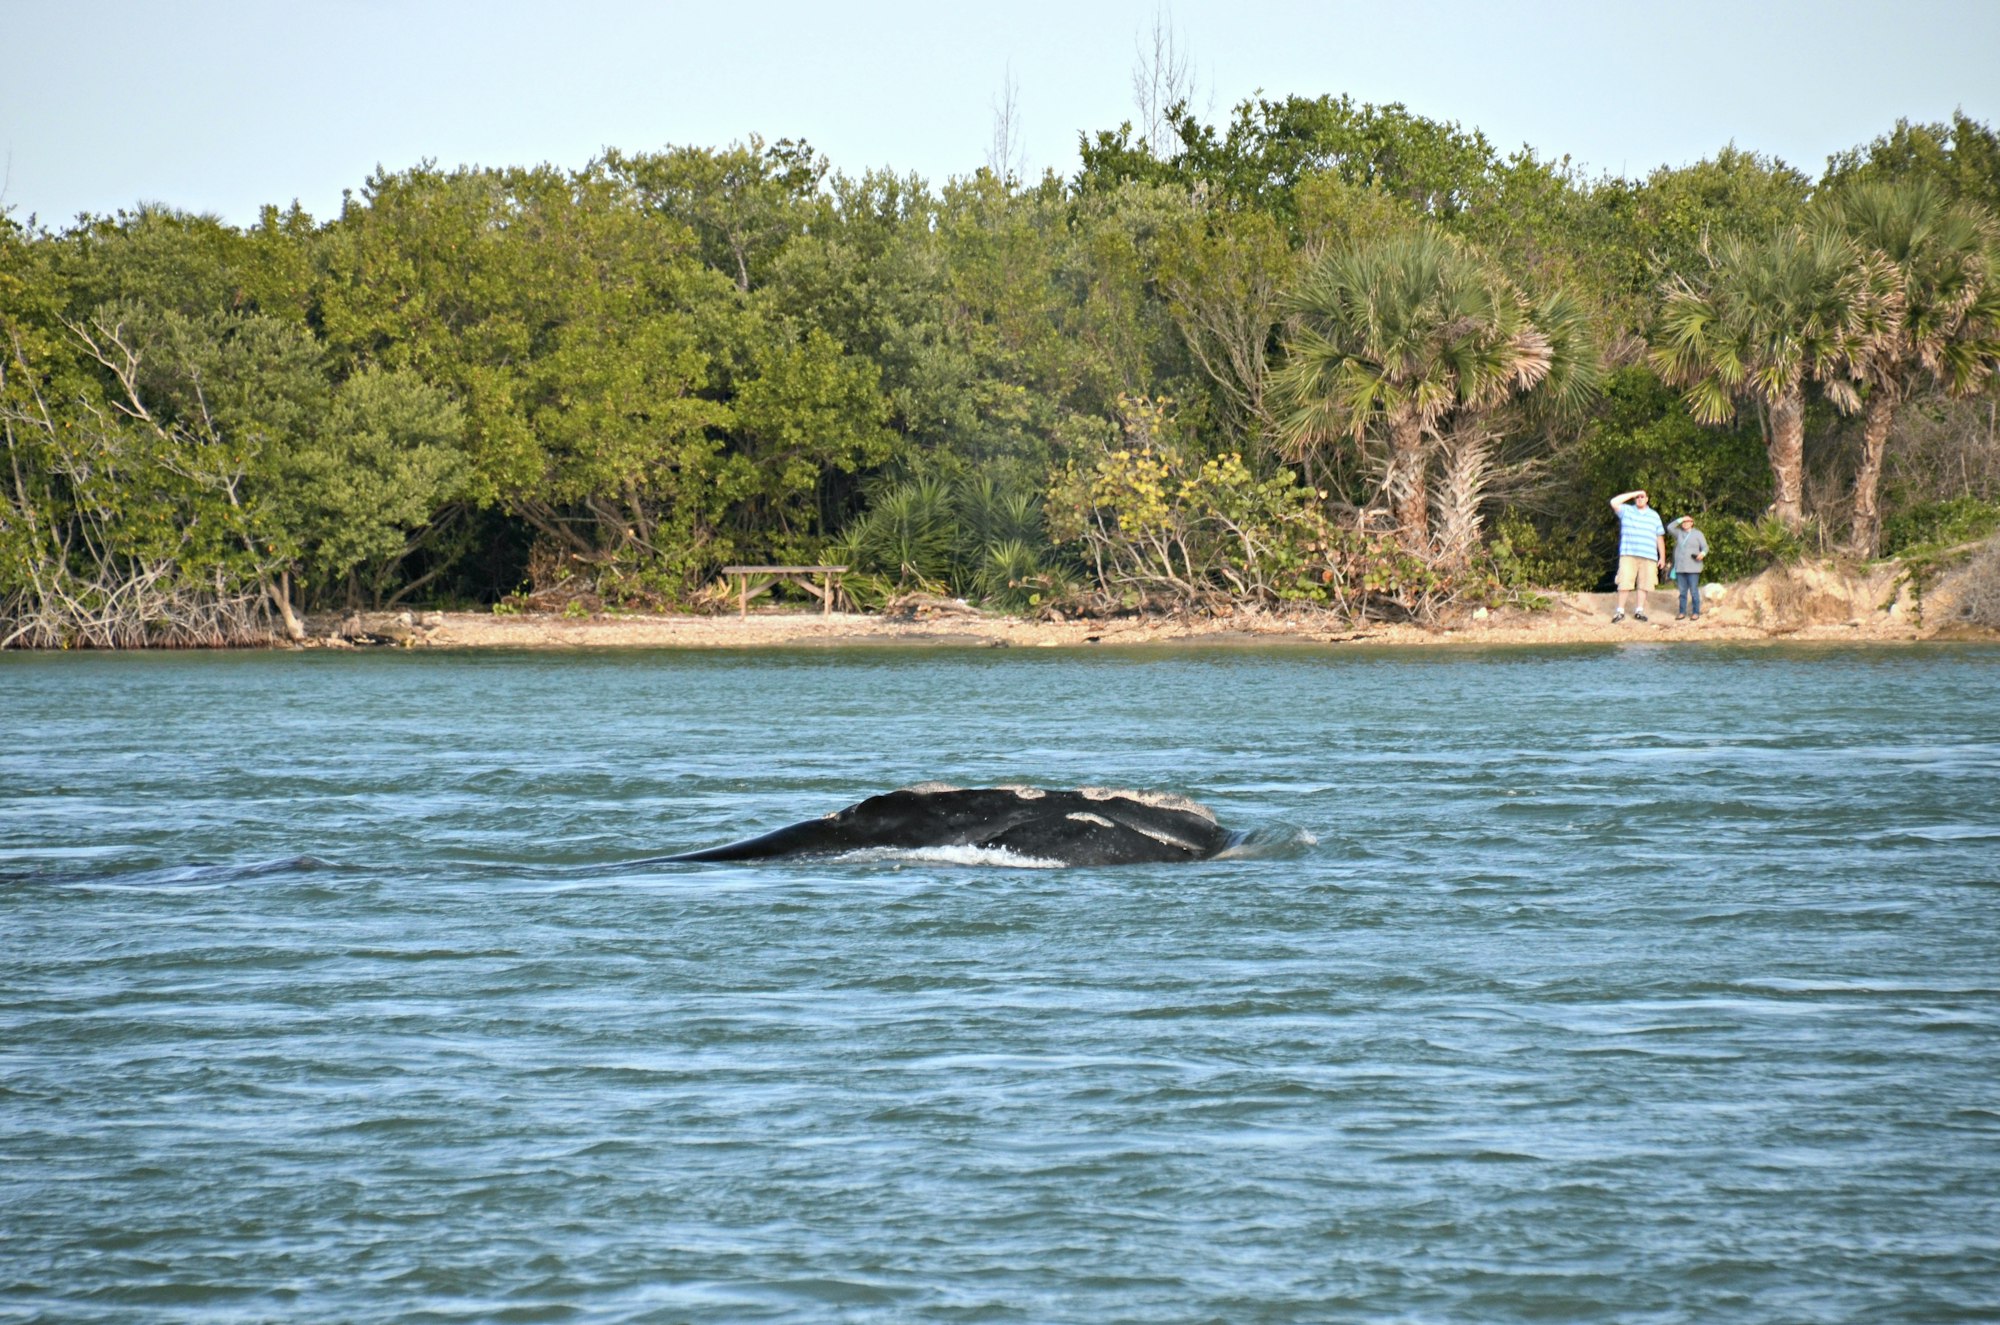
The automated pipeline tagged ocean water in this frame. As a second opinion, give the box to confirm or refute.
[2,642,1998,1323]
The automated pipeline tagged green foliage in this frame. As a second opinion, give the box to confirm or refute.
[1622,149,1812,292]
[47,205,266,319]
[974,538,1072,611]
[269,367,468,599]
[603,137,826,293]
[1272,229,1598,549]
[313,161,738,577]
[1881,496,2000,557]
[6,105,2000,644]
[1488,513,1599,593]
[1084,93,1499,220]
[830,469,1061,611]
[1815,178,2000,553]
[1047,431,1315,607]
[729,321,898,554]
[0,311,294,646]
[834,476,958,587]
[1501,366,1772,588]
[1275,231,1549,445]
[955,475,1041,558]
[1821,113,2000,215]
[1698,513,1811,582]
[1652,220,1892,530]
[1652,224,1877,427]
[1450,150,1616,305]
[1043,393,1479,617]
[1571,367,1771,512]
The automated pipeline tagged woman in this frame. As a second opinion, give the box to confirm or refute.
[1668,515,1709,620]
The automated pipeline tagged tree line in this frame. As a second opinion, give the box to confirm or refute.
[3,96,1998,646]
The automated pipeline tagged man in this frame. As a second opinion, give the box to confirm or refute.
[1668,514,1709,620]
[1608,489,1667,622]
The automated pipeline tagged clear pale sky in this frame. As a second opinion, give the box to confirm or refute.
[3,0,1996,228]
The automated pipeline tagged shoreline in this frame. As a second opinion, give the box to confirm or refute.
[12,563,1989,653]
[313,578,1994,652]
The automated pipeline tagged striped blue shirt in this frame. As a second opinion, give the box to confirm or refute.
[1617,504,1665,559]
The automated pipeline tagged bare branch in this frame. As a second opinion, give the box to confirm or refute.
[986,62,1026,183]
[1131,4,1197,154]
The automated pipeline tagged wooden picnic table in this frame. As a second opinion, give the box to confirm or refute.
[719,565,849,619]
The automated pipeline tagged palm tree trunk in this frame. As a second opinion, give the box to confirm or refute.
[1849,392,1896,557]
[1766,391,1806,531]
[1431,429,1491,567]
[1386,415,1429,551]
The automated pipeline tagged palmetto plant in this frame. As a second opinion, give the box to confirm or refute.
[1821,180,2000,555]
[831,472,1059,607]
[973,538,1071,610]
[1652,225,1894,532]
[952,474,1042,569]
[1272,231,1591,554]
[835,476,956,588]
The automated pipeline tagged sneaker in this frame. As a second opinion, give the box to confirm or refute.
[1611,611,1625,623]
[1634,611,1649,621]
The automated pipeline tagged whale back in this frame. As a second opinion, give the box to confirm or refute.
[669,785,1231,865]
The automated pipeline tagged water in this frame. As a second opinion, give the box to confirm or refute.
[3,643,1998,1323]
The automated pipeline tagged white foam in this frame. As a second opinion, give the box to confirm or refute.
[833,845,1066,869]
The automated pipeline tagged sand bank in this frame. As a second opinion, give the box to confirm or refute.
[310,563,1994,650]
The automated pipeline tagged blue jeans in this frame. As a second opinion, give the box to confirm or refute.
[1676,572,1702,616]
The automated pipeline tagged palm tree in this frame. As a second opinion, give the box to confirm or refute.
[1652,225,1891,532]
[1272,231,1588,552]
[1823,180,2000,555]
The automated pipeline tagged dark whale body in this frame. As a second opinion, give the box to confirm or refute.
[668,785,1234,866]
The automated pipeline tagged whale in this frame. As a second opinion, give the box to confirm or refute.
[666,784,1235,866]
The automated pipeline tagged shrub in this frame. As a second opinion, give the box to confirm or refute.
[1046,433,1497,621]
[1699,514,1812,582]
[1942,541,2000,629]
[1489,513,1600,591]
[1047,441,1329,608]
[834,476,957,585]
[828,472,1064,612]
[1882,497,2000,558]
[973,539,1073,611]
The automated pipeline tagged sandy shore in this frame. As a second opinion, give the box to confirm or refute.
[313,568,1994,651]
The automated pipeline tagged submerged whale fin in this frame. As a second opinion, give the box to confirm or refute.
[667,785,1232,866]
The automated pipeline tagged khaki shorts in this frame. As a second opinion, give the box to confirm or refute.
[1616,555,1659,592]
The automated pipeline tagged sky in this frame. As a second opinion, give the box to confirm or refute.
[3,0,1997,228]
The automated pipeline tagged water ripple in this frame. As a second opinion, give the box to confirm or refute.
[2,644,1998,1322]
